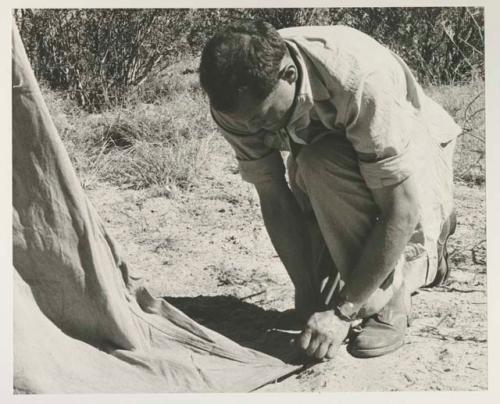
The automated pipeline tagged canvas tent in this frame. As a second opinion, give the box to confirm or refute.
[12,22,298,393]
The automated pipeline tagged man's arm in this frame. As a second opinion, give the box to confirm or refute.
[339,174,420,307]
[298,175,419,360]
[298,61,423,359]
[254,178,318,315]
[210,109,317,306]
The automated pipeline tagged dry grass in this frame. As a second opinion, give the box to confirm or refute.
[42,58,218,195]
[426,80,485,186]
[43,57,485,194]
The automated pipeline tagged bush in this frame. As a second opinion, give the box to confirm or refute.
[337,8,484,85]
[41,59,218,193]
[16,8,483,111]
[15,9,192,111]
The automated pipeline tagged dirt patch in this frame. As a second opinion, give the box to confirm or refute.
[87,137,487,392]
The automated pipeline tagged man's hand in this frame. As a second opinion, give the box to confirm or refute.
[298,310,351,361]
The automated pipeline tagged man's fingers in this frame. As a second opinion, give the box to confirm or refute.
[305,334,321,356]
[314,342,331,360]
[298,329,312,350]
[326,342,340,359]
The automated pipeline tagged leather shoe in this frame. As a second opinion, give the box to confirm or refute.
[347,285,409,358]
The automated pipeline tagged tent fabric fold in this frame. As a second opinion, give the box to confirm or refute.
[12,22,298,394]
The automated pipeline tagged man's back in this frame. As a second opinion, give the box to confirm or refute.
[279,24,461,145]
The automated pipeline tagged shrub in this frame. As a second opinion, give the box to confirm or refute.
[15,9,192,112]
[41,59,219,193]
[16,8,483,111]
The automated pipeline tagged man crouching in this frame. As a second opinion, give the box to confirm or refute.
[199,20,459,360]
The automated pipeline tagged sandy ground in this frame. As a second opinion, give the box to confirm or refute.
[87,136,487,392]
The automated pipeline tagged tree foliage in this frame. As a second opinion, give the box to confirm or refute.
[15,8,484,112]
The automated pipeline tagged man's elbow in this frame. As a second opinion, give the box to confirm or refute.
[376,176,421,232]
[390,195,420,234]
[403,203,420,231]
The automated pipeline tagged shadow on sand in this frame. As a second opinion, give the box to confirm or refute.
[163,295,305,363]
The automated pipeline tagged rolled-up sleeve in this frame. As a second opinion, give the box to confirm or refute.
[358,147,414,189]
[238,151,286,184]
[344,70,416,189]
[211,108,286,185]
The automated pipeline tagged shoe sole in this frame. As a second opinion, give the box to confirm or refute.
[346,338,405,358]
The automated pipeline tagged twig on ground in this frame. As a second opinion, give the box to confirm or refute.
[240,290,266,301]
[435,313,451,328]
[457,153,484,178]
[465,107,485,125]
[413,330,487,343]
[448,247,458,259]
[441,287,483,294]
[459,125,485,143]
[463,91,484,125]
[471,239,486,265]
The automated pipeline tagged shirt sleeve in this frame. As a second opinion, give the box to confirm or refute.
[344,69,416,189]
[211,108,286,185]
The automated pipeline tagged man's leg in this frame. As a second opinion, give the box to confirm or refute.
[286,154,340,318]
[294,135,411,315]
[290,133,456,357]
[291,134,428,358]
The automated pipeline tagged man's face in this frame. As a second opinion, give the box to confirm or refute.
[220,57,298,133]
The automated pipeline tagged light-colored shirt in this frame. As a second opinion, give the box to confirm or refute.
[211,25,461,188]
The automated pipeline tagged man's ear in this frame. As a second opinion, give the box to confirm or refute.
[281,63,298,84]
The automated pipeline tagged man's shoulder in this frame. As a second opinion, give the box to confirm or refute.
[278,25,371,43]
[279,25,389,64]
[282,25,400,95]
[278,24,354,36]
[281,26,377,97]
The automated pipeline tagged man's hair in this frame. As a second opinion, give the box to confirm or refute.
[199,20,286,113]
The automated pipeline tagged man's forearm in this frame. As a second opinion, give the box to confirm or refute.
[340,209,418,308]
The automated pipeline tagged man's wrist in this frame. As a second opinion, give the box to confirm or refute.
[333,297,361,322]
